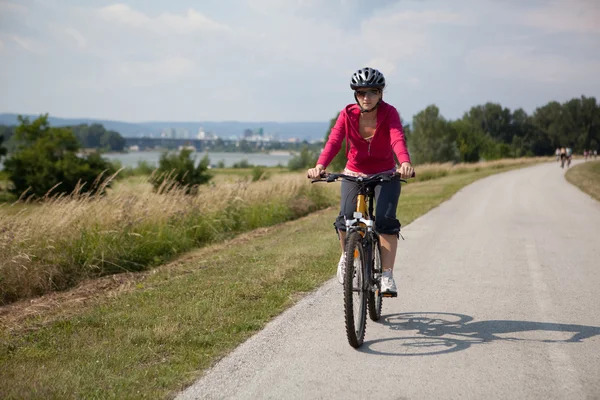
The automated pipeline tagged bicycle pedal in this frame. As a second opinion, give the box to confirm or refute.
[382,292,397,298]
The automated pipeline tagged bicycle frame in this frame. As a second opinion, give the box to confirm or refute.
[345,185,378,292]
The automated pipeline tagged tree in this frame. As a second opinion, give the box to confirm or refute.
[3,114,116,198]
[151,149,212,194]
[71,123,126,152]
[238,139,252,153]
[288,145,318,171]
[0,126,16,153]
[409,105,459,164]
[0,134,6,162]
[450,119,487,162]
[464,103,513,143]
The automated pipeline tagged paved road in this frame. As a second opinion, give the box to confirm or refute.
[178,161,600,400]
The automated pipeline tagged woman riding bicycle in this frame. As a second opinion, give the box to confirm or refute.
[307,67,414,297]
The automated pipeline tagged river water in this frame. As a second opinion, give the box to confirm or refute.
[102,151,294,168]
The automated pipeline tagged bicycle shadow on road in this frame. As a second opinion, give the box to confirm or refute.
[361,312,600,356]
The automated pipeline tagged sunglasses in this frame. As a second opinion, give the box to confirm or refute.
[355,89,381,98]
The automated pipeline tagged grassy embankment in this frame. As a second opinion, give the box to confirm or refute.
[0,158,548,399]
[565,160,600,201]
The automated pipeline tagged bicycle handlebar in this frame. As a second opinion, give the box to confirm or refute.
[311,170,415,184]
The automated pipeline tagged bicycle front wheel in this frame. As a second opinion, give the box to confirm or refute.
[344,231,367,348]
[368,239,383,322]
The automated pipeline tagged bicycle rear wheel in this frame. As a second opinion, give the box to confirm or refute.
[344,231,367,348]
[368,240,383,321]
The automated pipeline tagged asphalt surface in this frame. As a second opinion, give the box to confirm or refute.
[178,161,600,400]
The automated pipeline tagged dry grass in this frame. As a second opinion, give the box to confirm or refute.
[0,172,334,304]
[410,157,551,181]
[565,160,600,201]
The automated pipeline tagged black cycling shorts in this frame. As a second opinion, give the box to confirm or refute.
[334,178,401,236]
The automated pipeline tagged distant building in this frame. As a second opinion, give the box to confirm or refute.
[160,128,174,138]
[197,128,216,140]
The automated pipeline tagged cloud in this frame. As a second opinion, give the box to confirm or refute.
[63,27,86,48]
[355,8,470,84]
[99,3,148,27]
[115,57,196,86]
[0,1,28,31]
[10,34,44,53]
[407,77,421,87]
[466,45,599,84]
[366,58,397,76]
[520,0,600,35]
[245,0,342,16]
[98,3,230,35]
[376,9,468,25]
[0,1,27,14]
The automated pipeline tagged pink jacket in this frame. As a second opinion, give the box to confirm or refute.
[317,101,411,174]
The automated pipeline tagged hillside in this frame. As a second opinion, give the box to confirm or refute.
[0,114,330,141]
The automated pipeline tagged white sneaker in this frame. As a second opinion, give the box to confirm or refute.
[381,270,397,297]
[337,253,346,284]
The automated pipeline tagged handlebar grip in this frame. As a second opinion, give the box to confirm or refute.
[394,171,416,178]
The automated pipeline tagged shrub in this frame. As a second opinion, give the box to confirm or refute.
[288,145,318,171]
[3,115,116,198]
[251,166,270,182]
[232,159,252,168]
[151,149,212,194]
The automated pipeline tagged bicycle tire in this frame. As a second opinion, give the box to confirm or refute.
[344,231,367,348]
[368,239,383,321]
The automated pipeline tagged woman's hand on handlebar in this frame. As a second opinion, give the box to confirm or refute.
[398,162,415,179]
[307,164,326,180]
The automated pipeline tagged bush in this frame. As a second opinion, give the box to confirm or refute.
[3,114,116,198]
[232,159,252,168]
[251,166,270,182]
[151,149,212,194]
[288,145,318,171]
[135,160,155,175]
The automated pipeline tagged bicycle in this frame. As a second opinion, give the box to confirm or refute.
[313,171,410,348]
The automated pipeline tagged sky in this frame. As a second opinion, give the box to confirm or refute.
[1,0,599,123]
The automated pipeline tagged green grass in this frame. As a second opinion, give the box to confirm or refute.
[0,160,546,399]
[565,160,600,201]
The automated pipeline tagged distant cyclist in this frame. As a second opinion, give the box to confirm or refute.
[560,147,566,168]
[307,67,414,297]
[566,146,573,167]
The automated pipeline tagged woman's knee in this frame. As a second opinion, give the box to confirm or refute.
[375,216,401,235]
[334,214,348,233]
